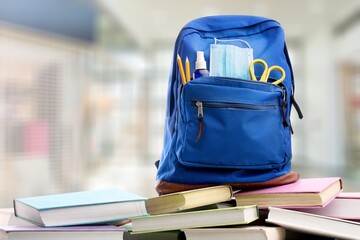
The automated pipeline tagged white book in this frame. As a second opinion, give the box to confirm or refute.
[183,226,285,240]
[266,207,360,239]
[130,205,258,234]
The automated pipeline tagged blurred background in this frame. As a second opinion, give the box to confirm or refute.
[0,0,360,206]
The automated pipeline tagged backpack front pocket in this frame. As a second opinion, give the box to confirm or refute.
[176,77,288,170]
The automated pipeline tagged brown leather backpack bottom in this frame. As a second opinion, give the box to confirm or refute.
[155,171,300,195]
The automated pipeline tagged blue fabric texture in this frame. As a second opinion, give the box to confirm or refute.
[157,15,294,185]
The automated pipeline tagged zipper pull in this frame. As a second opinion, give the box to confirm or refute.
[196,101,203,119]
[196,101,203,142]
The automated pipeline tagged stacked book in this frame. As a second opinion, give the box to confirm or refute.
[1,176,360,239]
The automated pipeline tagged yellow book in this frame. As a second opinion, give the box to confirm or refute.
[145,185,232,215]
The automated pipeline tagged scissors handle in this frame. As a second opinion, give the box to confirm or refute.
[266,65,285,85]
[249,59,268,82]
[249,59,285,85]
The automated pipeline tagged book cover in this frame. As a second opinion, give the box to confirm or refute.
[182,226,286,240]
[266,207,360,239]
[234,177,342,208]
[13,188,148,227]
[0,225,127,240]
[130,205,258,234]
[295,192,360,220]
[145,185,232,215]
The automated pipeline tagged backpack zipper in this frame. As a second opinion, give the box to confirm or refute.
[192,101,276,142]
[192,101,275,110]
[278,83,303,134]
[279,84,290,128]
[181,19,278,36]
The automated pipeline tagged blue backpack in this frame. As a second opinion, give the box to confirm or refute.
[156,15,303,195]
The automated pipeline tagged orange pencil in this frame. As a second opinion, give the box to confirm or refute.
[185,57,190,82]
[177,54,187,85]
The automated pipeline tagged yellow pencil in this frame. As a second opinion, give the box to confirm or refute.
[177,54,187,85]
[185,57,190,82]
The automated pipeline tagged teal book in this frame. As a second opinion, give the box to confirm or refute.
[13,188,148,227]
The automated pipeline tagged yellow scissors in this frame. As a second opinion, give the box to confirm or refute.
[249,59,285,85]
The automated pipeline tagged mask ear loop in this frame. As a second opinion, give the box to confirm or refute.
[214,38,252,49]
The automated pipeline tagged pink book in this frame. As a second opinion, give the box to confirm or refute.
[234,177,342,208]
[296,192,360,220]
[336,192,360,199]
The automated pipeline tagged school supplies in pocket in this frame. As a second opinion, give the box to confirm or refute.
[249,58,285,85]
[156,15,303,195]
[210,38,253,80]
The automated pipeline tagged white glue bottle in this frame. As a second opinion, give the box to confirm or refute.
[193,51,209,79]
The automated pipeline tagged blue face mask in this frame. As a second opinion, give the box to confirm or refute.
[209,39,253,80]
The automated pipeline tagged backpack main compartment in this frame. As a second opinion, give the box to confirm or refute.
[156,15,299,194]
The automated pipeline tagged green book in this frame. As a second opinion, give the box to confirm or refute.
[130,205,258,234]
